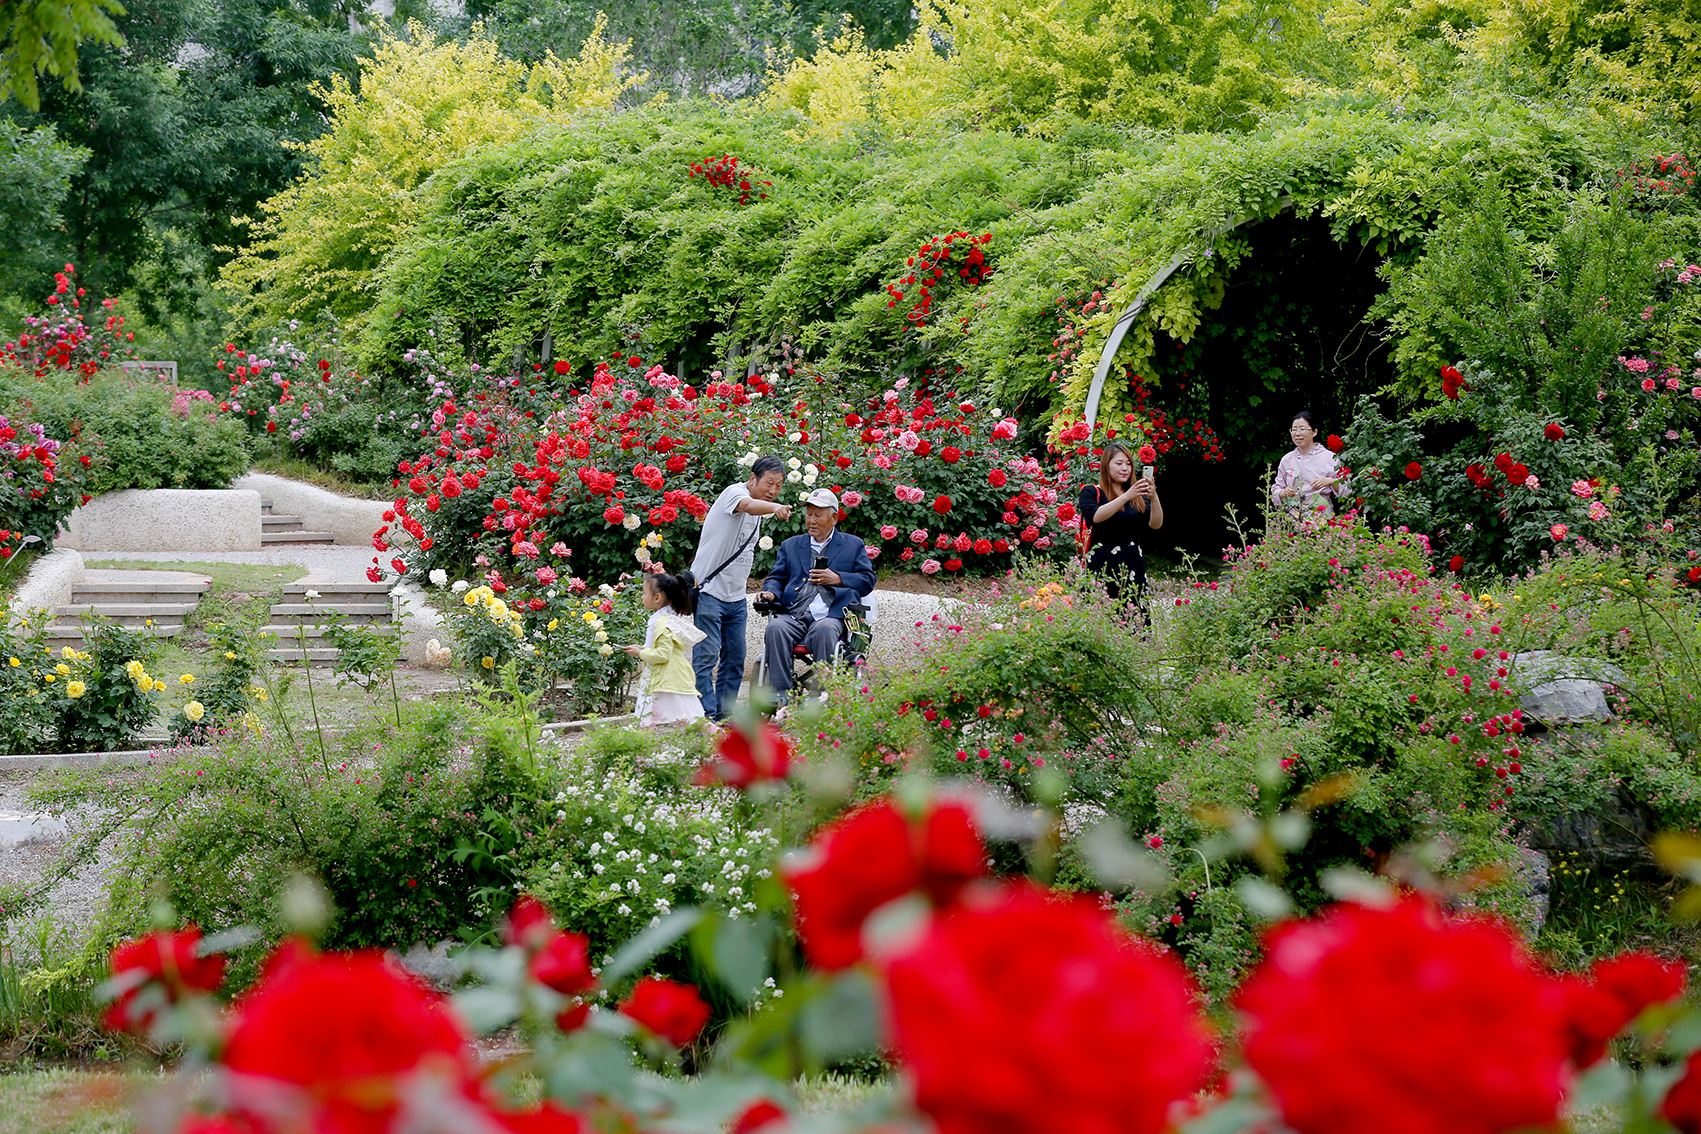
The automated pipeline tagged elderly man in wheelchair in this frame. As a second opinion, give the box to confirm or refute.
[754,488,877,714]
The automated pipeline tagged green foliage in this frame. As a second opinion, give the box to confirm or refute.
[3,370,250,493]
[800,564,1160,809]
[0,121,86,299]
[0,0,123,111]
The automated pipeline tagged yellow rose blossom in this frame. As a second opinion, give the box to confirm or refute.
[124,660,145,679]
[60,646,77,658]
[225,651,237,659]
[597,644,613,656]
[43,674,56,682]
[55,663,70,675]
[482,656,496,669]
[153,680,166,692]
[179,673,196,685]
[65,680,86,698]
[547,618,559,631]
[184,701,206,722]
[581,611,597,623]
[8,658,18,667]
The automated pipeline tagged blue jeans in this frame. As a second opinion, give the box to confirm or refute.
[693,592,748,720]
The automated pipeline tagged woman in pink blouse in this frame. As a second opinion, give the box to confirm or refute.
[1272,411,1345,519]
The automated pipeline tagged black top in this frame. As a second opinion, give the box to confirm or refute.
[1077,484,1150,586]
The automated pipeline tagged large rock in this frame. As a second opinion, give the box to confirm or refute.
[1512,650,1620,725]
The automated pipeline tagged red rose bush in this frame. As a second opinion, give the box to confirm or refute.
[98,749,1695,1134]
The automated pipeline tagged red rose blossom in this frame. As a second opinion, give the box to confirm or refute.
[887,884,1211,1134]
[1404,461,1422,480]
[695,721,793,789]
[785,796,986,970]
[531,931,596,995]
[1544,423,1566,440]
[222,949,475,1134]
[1561,949,1685,1068]
[103,926,227,1033]
[933,495,953,514]
[1237,898,1569,1134]
[619,977,710,1047]
[1326,434,1345,453]
[1137,444,1158,465]
[988,469,1007,488]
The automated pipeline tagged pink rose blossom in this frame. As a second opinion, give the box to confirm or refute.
[880,525,899,540]
[1551,523,1569,541]
[867,546,880,559]
[551,542,571,556]
[842,491,863,508]
[1588,501,1609,521]
[910,529,929,543]
[921,558,942,575]
[1524,475,1540,490]
[535,566,558,585]
[1035,536,1053,549]
[1571,480,1594,498]
[1642,378,1657,392]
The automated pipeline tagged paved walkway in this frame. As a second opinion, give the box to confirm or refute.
[82,546,380,582]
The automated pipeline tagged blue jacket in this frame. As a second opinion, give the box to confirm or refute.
[763,529,877,620]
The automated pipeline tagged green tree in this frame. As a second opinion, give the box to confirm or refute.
[0,0,124,110]
[0,120,87,299]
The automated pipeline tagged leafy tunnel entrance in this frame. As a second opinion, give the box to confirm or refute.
[1132,213,1397,563]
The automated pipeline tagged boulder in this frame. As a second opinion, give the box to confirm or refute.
[1512,650,1620,725]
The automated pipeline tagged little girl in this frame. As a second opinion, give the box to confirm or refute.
[624,570,708,728]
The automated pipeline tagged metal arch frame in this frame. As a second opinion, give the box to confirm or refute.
[1082,196,1294,429]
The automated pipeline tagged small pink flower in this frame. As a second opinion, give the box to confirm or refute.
[880,525,899,540]
[551,541,570,556]
[1571,480,1593,498]
[535,566,557,585]
[1588,500,1609,521]
[921,558,942,575]
[1524,475,1540,490]
[842,490,863,508]
[910,529,928,543]
[1551,522,1569,541]
[1642,378,1657,392]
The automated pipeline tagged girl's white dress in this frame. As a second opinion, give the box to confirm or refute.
[634,609,708,727]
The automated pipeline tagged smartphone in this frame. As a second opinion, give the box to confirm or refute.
[1142,465,1154,482]
[813,555,829,572]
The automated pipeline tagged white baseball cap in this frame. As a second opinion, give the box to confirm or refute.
[804,488,840,509]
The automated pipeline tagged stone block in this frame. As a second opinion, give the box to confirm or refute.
[1512,650,1617,725]
[58,489,262,552]
[8,546,84,621]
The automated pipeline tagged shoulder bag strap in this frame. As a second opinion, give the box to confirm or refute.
[698,513,763,590]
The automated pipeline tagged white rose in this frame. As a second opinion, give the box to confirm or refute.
[598,644,613,656]
[788,432,802,443]
[622,513,641,531]
[803,473,817,486]
[786,470,801,482]
[787,457,801,470]
[758,536,773,551]
[646,532,663,548]
[595,630,608,642]
[804,463,818,475]
[452,580,469,593]
[429,568,447,587]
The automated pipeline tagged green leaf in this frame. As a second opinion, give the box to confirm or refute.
[602,907,704,986]
[452,986,519,1034]
[798,969,882,1063]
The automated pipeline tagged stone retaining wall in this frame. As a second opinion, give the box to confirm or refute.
[59,489,262,552]
[233,472,393,546]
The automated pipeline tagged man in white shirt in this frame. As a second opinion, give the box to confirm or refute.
[690,456,792,720]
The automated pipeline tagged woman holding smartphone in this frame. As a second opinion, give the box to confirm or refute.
[1076,440,1163,602]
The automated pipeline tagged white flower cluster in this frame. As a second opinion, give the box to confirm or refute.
[527,764,777,946]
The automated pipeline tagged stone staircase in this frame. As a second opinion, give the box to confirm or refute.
[261,497,335,545]
[264,580,397,665]
[44,569,213,652]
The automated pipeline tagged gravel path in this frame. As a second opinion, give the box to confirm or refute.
[0,772,123,936]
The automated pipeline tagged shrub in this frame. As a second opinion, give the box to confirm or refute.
[0,619,159,755]
[7,369,250,494]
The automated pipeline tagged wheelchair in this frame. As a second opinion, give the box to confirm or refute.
[751,593,877,699]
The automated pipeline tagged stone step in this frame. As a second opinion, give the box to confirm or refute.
[263,514,306,530]
[261,498,275,513]
[268,603,393,623]
[46,624,185,645]
[69,581,208,603]
[280,582,392,602]
[266,646,343,665]
[261,622,398,640]
[55,602,198,620]
[262,530,337,544]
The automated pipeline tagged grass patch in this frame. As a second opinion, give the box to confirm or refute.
[0,1067,156,1134]
[248,452,393,500]
[0,548,42,608]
